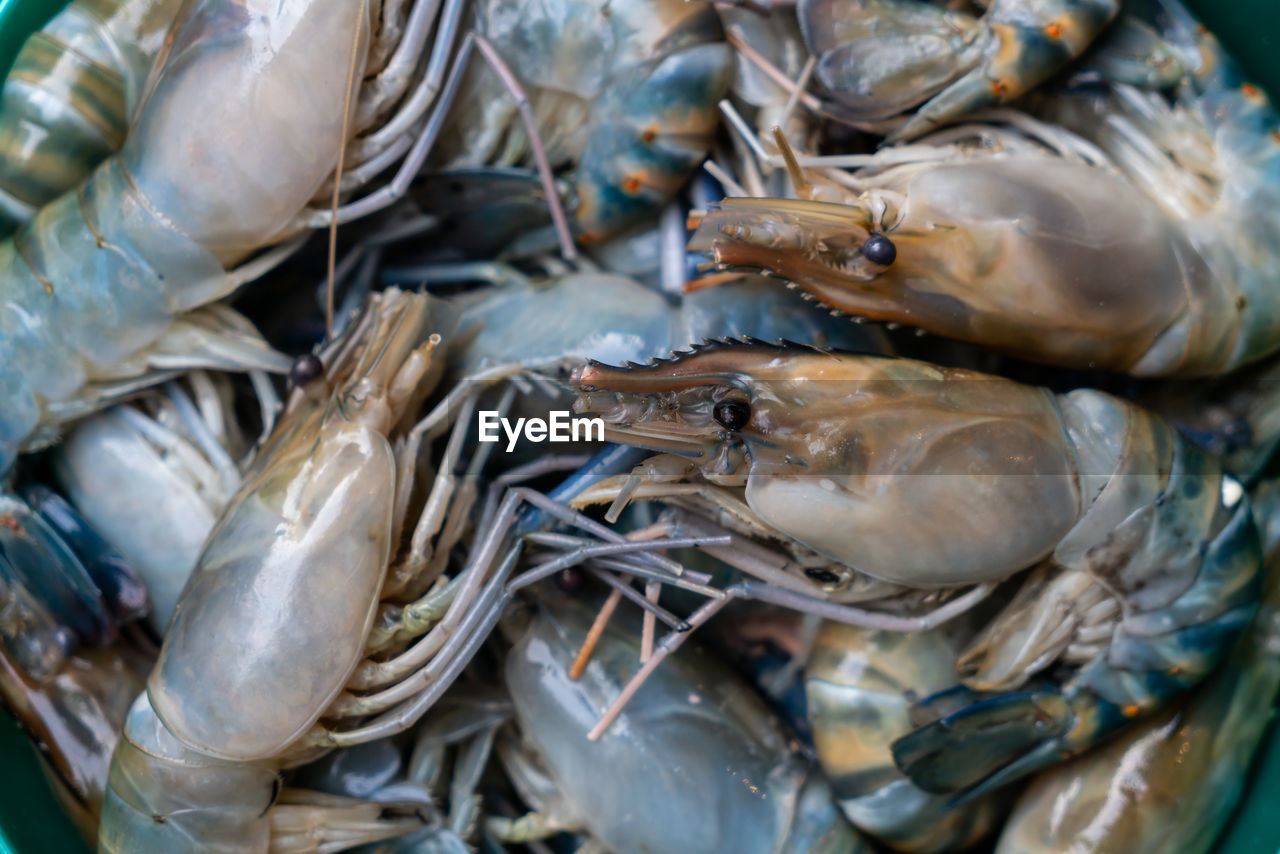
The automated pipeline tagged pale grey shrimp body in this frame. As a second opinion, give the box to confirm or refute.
[101,692,284,853]
[1030,0,1280,376]
[0,0,411,474]
[148,290,442,763]
[52,372,269,632]
[100,693,425,854]
[994,478,1280,854]
[437,0,731,242]
[497,596,868,854]
[0,0,184,234]
[573,343,1261,799]
[805,621,1000,853]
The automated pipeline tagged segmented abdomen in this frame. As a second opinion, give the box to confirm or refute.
[1054,389,1261,717]
[99,693,277,854]
[0,155,226,472]
[0,0,181,235]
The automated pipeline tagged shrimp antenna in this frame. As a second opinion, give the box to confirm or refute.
[473,34,577,261]
[772,127,812,200]
[326,0,368,340]
[724,30,822,114]
[569,587,622,679]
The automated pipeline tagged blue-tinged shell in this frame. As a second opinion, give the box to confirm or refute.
[0,559,74,681]
[0,494,115,646]
[22,485,149,626]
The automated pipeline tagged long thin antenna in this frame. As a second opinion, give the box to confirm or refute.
[772,126,812,199]
[473,34,577,261]
[327,0,368,340]
[778,55,816,135]
[587,595,733,740]
[724,30,821,113]
[569,588,622,680]
[640,579,659,662]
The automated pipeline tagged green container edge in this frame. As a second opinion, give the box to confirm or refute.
[0,0,1278,852]
[0,11,91,854]
[0,12,97,854]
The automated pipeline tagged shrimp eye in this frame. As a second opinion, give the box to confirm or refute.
[289,353,324,385]
[555,567,584,593]
[862,234,897,266]
[713,400,751,431]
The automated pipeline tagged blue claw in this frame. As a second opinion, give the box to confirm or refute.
[0,495,115,646]
[575,42,730,241]
[0,560,75,681]
[22,486,149,626]
[799,0,1120,140]
[892,689,1075,801]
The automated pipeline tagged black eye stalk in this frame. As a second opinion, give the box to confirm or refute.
[862,233,897,266]
[289,353,324,386]
[713,400,752,431]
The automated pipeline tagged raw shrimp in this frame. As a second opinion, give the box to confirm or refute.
[691,0,1280,377]
[573,342,1260,797]
[101,288,455,851]
[994,478,1280,854]
[0,0,472,473]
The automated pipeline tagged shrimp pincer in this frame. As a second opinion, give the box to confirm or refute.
[437,0,731,243]
[572,341,1261,797]
[798,0,1119,140]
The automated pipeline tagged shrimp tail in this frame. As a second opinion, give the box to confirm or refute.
[895,488,1261,805]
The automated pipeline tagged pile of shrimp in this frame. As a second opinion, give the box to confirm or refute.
[1,0,1280,851]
